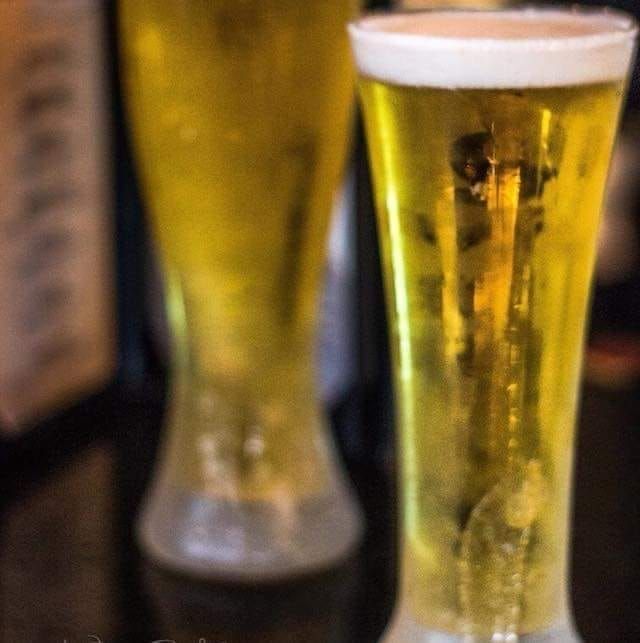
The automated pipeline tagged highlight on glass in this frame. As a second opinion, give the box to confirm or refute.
[350,7,637,641]
[119,0,363,581]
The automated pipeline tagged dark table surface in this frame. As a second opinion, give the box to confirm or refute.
[1,378,639,643]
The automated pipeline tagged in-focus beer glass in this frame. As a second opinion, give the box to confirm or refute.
[350,8,637,641]
[119,0,362,580]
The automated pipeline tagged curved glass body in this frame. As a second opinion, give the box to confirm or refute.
[351,8,637,641]
[120,0,362,580]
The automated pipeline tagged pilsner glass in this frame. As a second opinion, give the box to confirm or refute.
[351,8,637,641]
[119,0,363,580]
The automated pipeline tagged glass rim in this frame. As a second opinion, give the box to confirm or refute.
[348,5,639,48]
[348,5,638,89]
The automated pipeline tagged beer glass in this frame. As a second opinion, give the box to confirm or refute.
[350,8,637,641]
[119,0,363,580]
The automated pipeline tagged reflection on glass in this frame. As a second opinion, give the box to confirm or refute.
[143,561,358,643]
[351,8,637,642]
[119,0,362,580]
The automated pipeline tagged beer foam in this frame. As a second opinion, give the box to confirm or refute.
[349,9,637,88]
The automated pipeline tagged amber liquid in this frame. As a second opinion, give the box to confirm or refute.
[360,78,625,635]
[120,0,357,499]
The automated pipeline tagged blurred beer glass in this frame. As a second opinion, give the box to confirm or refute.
[119,1,363,580]
[351,8,636,641]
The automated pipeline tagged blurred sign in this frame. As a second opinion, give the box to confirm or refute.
[0,0,114,434]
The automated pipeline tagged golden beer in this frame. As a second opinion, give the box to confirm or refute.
[120,0,356,496]
[351,9,636,640]
[120,0,363,579]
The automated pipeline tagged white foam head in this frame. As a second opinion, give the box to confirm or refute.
[349,8,637,89]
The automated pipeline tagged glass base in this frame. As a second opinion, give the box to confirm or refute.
[137,480,363,582]
[382,612,582,643]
